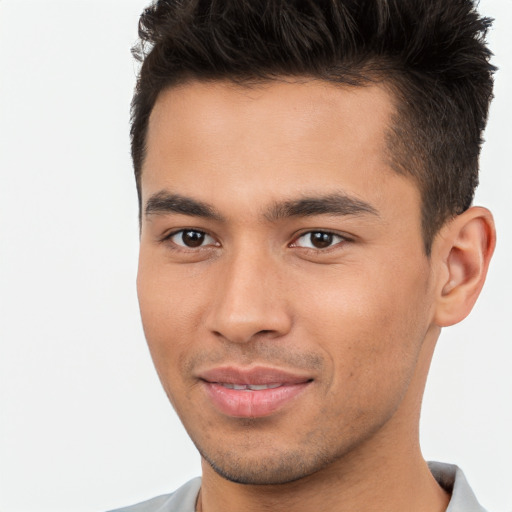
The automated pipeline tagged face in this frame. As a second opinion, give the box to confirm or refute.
[137,79,438,485]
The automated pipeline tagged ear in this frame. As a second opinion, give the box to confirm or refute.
[433,207,496,327]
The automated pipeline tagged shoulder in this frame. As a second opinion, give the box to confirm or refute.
[107,477,201,512]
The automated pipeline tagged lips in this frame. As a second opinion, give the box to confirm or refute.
[198,366,312,418]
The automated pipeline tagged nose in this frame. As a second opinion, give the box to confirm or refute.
[205,249,292,344]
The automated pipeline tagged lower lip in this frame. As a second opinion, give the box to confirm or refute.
[203,382,311,418]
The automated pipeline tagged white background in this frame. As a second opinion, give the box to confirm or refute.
[0,1,510,511]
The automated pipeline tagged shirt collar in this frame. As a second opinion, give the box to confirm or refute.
[428,461,487,512]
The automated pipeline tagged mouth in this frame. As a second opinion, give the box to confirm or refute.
[219,383,282,390]
[198,366,313,418]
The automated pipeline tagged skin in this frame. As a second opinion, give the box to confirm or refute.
[137,79,495,512]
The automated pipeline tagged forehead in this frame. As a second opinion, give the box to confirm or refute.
[147,78,394,162]
[142,78,416,217]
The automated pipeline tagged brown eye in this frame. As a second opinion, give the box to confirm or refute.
[310,232,334,248]
[293,231,345,250]
[182,230,205,247]
[169,230,216,248]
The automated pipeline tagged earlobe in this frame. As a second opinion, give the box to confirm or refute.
[433,207,496,327]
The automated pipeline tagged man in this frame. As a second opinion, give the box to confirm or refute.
[111,0,496,510]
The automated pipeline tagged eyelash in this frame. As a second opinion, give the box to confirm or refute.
[161,229,349,252]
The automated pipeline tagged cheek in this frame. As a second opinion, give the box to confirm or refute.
[137,268,204,414]
[136,253,208,381]
[295,259,432,393]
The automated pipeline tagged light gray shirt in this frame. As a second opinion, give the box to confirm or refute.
[108,461,487,512]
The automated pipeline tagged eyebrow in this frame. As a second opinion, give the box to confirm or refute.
[144,190,379,222]
[265,193,379,221]
[145,191,224,221]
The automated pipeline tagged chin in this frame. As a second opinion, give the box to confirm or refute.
[200,446,335,485]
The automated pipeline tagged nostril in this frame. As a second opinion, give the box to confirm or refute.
[257,330,274,336]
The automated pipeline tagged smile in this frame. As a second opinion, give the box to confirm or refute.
[198,366,313,418]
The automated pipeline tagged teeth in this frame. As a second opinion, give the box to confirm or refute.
[248,384,281,390]
[225,384,248,390]
[221,383,282,391]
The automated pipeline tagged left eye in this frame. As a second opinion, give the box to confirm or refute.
[293,231,345,249]
[169,230,217,248]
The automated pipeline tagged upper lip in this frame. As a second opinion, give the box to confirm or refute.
[197,366,313,385]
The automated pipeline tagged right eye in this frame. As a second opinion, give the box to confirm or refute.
[167,229,218,248]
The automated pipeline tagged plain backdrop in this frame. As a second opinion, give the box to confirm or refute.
[0,1,510,511]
